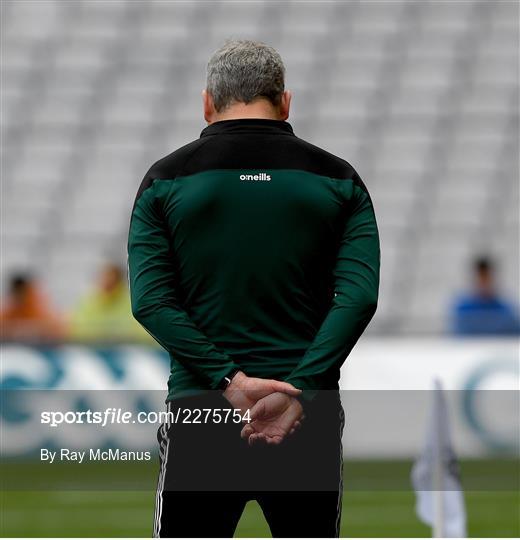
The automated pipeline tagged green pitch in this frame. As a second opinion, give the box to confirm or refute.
[1,460,518,537]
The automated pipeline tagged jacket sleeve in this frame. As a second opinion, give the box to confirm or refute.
[284,180,380,396]
[127,180,240,389]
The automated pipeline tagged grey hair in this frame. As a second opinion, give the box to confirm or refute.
[206,39,285,112]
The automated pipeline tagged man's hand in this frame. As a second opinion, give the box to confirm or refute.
[240,392,304,446]
[222,371,301,415]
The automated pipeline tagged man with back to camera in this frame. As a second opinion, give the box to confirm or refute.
[128,40,380,538]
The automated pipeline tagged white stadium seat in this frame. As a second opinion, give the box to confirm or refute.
[1,0,517,332]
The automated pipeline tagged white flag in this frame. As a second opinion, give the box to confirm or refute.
[411,379,467,538]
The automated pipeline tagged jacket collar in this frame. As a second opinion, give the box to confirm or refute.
[200,118,295,138]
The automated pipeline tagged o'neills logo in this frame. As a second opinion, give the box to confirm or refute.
[240,173,271,182]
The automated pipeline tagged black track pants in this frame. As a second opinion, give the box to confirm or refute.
[153,391,345,538]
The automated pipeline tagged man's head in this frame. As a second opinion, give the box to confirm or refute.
[8,273,33,305]
[98,263,125,295]
[473,256,496,298]
[203,39,291,123]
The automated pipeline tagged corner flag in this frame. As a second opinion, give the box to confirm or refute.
[411,379,467,538]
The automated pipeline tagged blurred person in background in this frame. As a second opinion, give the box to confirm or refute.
[70,262,152,343]
[0,273,65,342]
[451,256,520,335]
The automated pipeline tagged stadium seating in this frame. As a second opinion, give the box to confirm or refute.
[2,0,518,334]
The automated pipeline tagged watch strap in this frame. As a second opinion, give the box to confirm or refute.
[219,368,240,390]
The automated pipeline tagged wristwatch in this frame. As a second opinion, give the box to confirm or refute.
[219,368,240,390]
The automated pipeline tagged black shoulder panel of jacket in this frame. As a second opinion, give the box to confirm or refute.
[134,137,211,202]
[134,119,368,204]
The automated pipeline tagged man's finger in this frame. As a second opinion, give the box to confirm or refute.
[291,420,303,434]
[249,399,267,421]
[266,435,283,445]
[268,380,302,396]
[249,432,266,447]
[241,424,254,439]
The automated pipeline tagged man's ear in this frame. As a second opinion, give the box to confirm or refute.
[202,89,216,123]
[279,90,292,121]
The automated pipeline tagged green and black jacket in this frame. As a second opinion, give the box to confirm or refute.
[128,119,380,400]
